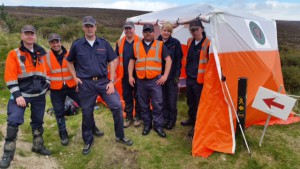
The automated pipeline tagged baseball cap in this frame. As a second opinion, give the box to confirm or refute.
[21,25,36,33]
[123,21,135,28]
[189,19,203,30]
[143,23,154,32]
[48,33,61,42]
[82,16,96,26]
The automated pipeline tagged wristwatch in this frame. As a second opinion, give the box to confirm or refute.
[110,80,115,83]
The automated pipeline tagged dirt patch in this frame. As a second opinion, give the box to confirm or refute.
[107,145,139,168]
[0,125,61,169]
[86,142,139,169]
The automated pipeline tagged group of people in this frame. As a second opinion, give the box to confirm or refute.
[0,15,210,168]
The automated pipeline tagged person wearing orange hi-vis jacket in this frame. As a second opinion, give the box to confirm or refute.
[0,25,51,169]
[181,19,210,137]
[115,21,142,128]
[128,23,172,138]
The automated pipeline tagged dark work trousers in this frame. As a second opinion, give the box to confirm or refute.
[7,94,46,130]
[162,78,179,125]
[137,77,163,129]
[186,78,203,124]
[78,77,124,145]
[122,75,141,120]
[50,86,80,132]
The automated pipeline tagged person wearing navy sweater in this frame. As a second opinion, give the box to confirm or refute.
[67,16,133,155]
[157,22,183,130]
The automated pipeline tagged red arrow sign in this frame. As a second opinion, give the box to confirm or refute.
[263,98,285,110]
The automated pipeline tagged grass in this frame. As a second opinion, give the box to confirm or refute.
[0,92,299,169]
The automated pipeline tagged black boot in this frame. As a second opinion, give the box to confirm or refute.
[188,126,194,138]
[32,128,51,156]
[0,125,19,169]
[59,130,69,146]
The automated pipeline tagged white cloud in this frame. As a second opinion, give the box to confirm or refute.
[1,0,300,20]
[1,0,176,12]
[220,0,300,20]
[89,1,177,11]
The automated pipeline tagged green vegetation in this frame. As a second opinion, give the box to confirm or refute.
[0,4,299,169]
[0,95,299,169]
[280,49,300,94]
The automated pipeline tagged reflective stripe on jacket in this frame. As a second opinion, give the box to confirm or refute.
[4,48,49,98]
[45,50,76,90]
[117,35,142,78]
[187,37,210,84]
[133,40,163,79]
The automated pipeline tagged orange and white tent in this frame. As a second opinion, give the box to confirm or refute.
[117,4,300,157]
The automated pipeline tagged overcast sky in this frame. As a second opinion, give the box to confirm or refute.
[1,0,300,21]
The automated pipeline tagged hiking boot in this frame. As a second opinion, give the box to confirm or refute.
[180,119,194,126]
[0,154,13,169]
[123,118,133,128]
[165,123,175,130]
[116,137,133,146]
[32,146,52,156]
[59,130,69,146]
[133,118,142,127]
[154,128,167,138]
[0,125,19,169]
[32,127,51,155]
[82,144,92,155]
[61,137,69,146]
[93,126,104,137]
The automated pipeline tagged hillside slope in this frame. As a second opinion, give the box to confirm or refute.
[4,6,300,50]
[5,6,147,27]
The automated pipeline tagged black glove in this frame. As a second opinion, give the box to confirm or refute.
[173,76,179,85]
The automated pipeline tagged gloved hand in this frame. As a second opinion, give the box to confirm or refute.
[173,76,179,85]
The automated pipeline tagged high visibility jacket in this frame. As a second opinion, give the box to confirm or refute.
[133,40,163,79]
[4,47,49,98]
[117,35,142,79]
[45,50,76,90]
[187,37,210,84]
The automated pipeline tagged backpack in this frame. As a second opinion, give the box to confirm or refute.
[47,97,80,116]
[64,96,80,116]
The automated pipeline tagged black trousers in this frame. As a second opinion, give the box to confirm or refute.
[78,78,124,145]
[186,78,203,123]
[122,76,141,120]
[162,78,179,125]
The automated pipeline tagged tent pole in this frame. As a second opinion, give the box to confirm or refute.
[223,81,251,156]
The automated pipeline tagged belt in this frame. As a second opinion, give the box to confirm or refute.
[81,76,103,81]
[92,77,99,81]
